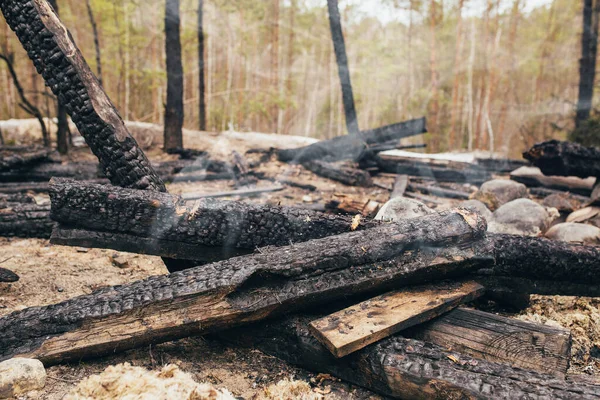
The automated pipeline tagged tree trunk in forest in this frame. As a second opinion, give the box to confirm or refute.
[164,0,184,152]
[85,0,103,87]
[197,0,206,131]
[449,0,465,149]
[47,0,70,155]
[0,0,166,191]
[326,0,359,135]
[428,0,440,151]
[1,210,486,364]
[271,0,280,133]
[576,0,600,127]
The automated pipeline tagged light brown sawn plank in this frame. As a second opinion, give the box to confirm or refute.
[308,280,484,358]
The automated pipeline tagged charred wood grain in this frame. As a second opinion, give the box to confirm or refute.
[224,314,599,399]
[524,140,600,178]
[0,209,486,364]
[0,0,165,191]
[375,157,491,184]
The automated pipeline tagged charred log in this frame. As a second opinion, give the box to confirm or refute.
[302,160,372,187]
[524,140,600,179]
[0,203,52,238]
[0,148,55,172]
[0,210,486,364]
[0,267,19,283]
[375,156,490,184]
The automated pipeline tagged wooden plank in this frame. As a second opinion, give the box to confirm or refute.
[408,308,572,375]
[309,281,484,358]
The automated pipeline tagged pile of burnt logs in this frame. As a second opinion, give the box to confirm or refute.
[2,3,600,398]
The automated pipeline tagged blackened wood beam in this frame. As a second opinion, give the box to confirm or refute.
[0,209,486,364]
[0,0,165,191]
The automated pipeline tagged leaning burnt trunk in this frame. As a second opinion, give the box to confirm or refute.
[0,0,165,191]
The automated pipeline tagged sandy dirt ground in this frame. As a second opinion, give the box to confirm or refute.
[1,127,600,398]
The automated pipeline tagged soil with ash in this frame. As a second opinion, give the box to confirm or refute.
[1,135,599,397]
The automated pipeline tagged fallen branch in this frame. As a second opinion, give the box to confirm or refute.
[0,148,55,172]
[0,203,52,238]
[376,156,491,184]
[0,267,19,283]
[302,160,372,187]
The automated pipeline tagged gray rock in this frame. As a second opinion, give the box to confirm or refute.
[489,198,559,236]
[459,200,493,222]
[0,358,46,398]
[545,223,600,244]
[375,197,433,222]
[472,179,528,211]
[542,193,582,213]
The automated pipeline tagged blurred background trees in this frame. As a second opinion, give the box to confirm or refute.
[0,0,592,157]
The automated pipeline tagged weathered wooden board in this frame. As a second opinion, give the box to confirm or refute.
[409,308,572,375]
[309,281,484,358]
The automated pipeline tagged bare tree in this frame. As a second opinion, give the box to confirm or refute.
[198,0,206,131]
[576,0,600,127]
[164,0,184,151]
[327,0,359,135]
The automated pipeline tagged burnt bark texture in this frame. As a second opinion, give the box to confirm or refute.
[277,118,426,163]
[523,140,600,178]
[576,0,600,127]
[225,315,599,399]
[0,210,486,364]
[302,160,372,187]
[0,203,52,238]
[197,0,206,131]
[48,178,381,260]
[407,183,471,200]
[478,233,600,285]
[0,0,166,191]
[164,0,184,152]
[326,0,359,135]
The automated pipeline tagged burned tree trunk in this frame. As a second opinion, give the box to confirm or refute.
[48,178,380,262]
[197,0,206,131]
[226,315,599,399]
[576,0,600,127]
[277,118,426,163]
[164,0,184,152]
[0,0,165,191]
[0,148,54,172]
[0,210,486,364]
[524,140,600,178]
[326,0,359,135]
[0,203,52,238]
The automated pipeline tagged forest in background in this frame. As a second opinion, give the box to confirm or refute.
[0,0,584,157]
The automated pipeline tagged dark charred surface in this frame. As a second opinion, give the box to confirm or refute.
[524,140,600,178]
[302,160,373,187]
[0,202,52,238]
[225,315,600,400]
[277,118,426,163]
[49,178,381,253]
[0,0,165,191]
[375,157,491,184]
[480,234,600,285]
[0,148,55,172]
[0,267,19,283]
[0,210,485,363]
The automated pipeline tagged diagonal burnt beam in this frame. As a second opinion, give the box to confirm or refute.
[0,210,486,364]
[0,0,165,191]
